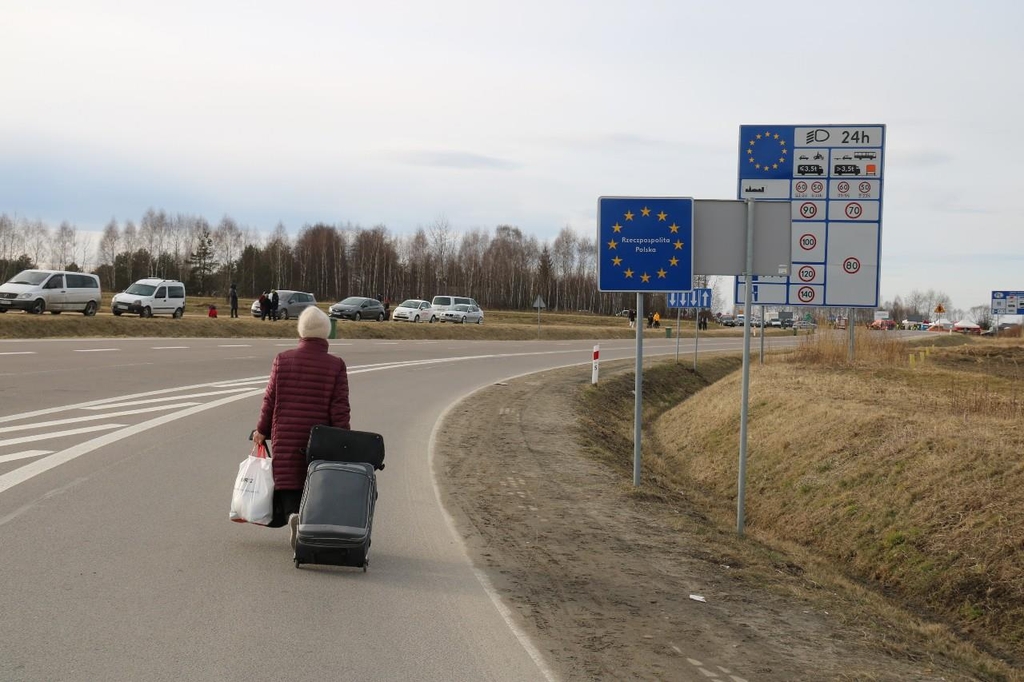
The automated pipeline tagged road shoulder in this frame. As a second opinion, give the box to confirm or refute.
[435,363,976,681]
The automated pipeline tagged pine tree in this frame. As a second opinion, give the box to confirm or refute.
[188,226,219,295]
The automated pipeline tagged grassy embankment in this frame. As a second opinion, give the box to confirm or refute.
[578,330,1024,678]
[0,295,777,341]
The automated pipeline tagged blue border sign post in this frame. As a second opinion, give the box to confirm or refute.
[597,197,694,293]
[598,196,694,488]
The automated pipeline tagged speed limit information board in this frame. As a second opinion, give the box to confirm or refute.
[734,124,886,307]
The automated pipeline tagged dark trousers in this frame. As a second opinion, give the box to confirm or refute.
[230,304,238,318]
[267,490,303,527]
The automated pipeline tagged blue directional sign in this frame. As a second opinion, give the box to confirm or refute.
[597,196,694,293]
[666,288,712,308]
[991,291,1024,315]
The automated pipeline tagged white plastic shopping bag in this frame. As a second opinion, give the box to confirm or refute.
[229,443,275,525]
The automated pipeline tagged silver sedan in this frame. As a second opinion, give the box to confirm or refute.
[440,304,484,324]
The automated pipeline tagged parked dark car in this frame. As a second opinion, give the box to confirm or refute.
[328,296,386,321]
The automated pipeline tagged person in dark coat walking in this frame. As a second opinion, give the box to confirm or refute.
[270,289,280,321]
[229,283,239,318]
[253,307,350,547]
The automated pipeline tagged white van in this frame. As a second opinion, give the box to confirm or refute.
[0,269,102,316]
[112,278,187,318]
[431,295,478,318]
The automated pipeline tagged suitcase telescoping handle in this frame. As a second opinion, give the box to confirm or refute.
[248,429,273,458]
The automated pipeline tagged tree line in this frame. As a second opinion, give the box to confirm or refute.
[0,210,644,313]
[0,210,985,322]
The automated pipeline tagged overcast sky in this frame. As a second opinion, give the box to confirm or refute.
[1,0,1020,312]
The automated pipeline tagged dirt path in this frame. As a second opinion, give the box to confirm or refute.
[435,364,983,682]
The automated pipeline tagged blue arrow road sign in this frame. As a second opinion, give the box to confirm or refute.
[666,288,712,308]
[597,196,694,293]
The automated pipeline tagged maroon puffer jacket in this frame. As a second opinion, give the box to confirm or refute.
[256,338,350,490]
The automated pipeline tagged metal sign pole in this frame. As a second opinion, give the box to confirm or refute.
[675,307,681,363]
[848,307,855,362]
[737,200,755,536]
[693,307,699,372]
[633,293,644,487]
[759,303,766,365]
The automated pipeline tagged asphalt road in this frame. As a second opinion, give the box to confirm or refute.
[0,333,793,681]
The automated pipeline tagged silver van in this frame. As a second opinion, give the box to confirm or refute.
[0,270,102,315]
[431,295,478,317]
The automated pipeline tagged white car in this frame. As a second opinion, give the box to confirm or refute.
[391,299,437,323]
[112,278,186,318]
[440,303,484,324]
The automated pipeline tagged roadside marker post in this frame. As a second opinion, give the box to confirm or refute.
[592,345,600,385]
[532,296,546,339]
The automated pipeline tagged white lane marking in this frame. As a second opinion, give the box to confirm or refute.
[217,344,251,347]
[0,390,262,495]
[0,424,125,448]
[0,375,272,423]
[0,404,201,434]
[0,477,88,528]
[0,351,36,356]
[274,343,296,347]
[211,380,269,387]
[73,348,119,353]
[376,342,399,345]
[0,450,52,465]
[81,388,257,410]
[151,346,189,350]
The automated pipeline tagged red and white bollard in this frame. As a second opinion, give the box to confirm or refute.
[592,344,600,384]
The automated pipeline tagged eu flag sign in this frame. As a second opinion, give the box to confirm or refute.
[597,196,694,293]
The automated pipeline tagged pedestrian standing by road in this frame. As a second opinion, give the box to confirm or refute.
[229,283,239,318]
[259,292,269,320]
[628,309,636,329]
[270,290,280,321]
[253,307,351,548]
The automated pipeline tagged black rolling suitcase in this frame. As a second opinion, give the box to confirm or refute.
[293,427,385,571]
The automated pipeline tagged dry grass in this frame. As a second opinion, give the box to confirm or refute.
[577,336,1024,678]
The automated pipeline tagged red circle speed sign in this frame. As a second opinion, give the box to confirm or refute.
[797,286,815,303]
[798,265,816,282]
[843,257,861,274]
[800,202,817,219]
[799,233,817,251]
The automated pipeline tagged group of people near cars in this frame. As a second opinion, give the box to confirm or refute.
[257,290,281,320]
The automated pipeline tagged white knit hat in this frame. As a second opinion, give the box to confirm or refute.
[297,307,331,339]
